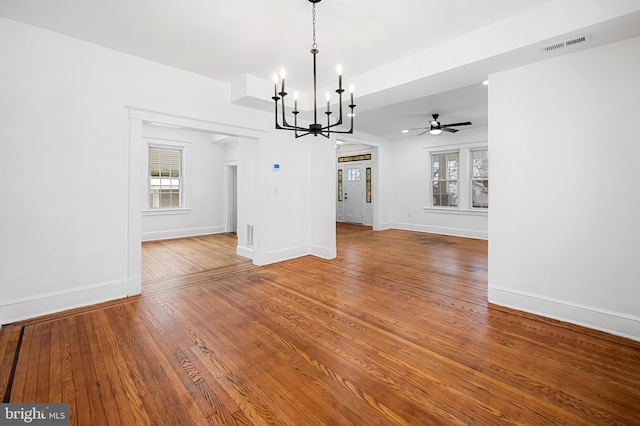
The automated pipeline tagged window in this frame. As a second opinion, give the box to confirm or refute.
[149,146,182,209]
[471,149,489,208]
[432,152,458,207]
[347,167,361,181]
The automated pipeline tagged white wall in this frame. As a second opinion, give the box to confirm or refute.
[385,128,489,239]
[310,140,338,259]
[252,132,336,265]
[0,17,270,324]
[489,36,640,341]
[0,17,340,325]
[141,125,228,241]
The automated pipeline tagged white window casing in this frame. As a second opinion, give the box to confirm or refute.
[142,138,191,214]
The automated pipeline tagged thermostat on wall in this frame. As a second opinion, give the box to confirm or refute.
[273,163,280,171]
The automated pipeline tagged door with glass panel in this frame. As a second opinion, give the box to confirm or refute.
[344,165,364,224]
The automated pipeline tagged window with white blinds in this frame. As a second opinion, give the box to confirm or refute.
[149,147,182,209]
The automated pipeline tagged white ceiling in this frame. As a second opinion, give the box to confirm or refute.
[2,0,640,141]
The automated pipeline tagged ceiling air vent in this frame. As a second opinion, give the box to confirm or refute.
[540,33,591,53]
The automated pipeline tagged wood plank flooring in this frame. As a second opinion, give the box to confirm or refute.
[2,224,639,425]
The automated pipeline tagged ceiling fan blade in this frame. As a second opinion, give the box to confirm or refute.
[442,127,459,133]
[416,130,430,136]
[441,121,472,127]
[405,127,429,131]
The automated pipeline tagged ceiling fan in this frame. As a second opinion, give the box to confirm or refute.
[405,114,472,136]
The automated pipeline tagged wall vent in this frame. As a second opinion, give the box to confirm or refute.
[540,33,591,53]
[246,224,254,247]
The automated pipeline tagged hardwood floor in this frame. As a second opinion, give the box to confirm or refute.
[1,224,639,425]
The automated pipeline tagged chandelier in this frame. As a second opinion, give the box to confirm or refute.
[271,0,355,138]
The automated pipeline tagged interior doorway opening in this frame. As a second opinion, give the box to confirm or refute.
[336,143,376,227]
[128,108,264,297]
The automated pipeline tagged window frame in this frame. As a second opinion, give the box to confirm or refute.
[423,144,488,215]
[470,149,489,209]
[430,150,459,208]
[142,138,191,215]
[347,167,362,182]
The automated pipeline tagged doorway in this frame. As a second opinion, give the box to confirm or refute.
[227,164,238,233]
[127,108,264,297]
[336,146,376,227]
[344,165,365,224]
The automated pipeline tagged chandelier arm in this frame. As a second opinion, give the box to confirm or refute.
[325,112,331,138]
[274,101,301,131]
[320,95,347,131]
[275,116,308,132]
[324,121,343,131]
[323,109,347,130]
[274,103,306,131]
[334,90,344,126]
[279,123,307,131]
[273,97,281,129]
[335,105,343,126]
[324,106,355,134]
[323,127,353,135]
[274,111,296,130]
[280,93,291,128]
[324,101,347,130]
[277,98,306,131]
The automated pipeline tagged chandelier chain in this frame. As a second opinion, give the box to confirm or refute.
[312,3,317,50]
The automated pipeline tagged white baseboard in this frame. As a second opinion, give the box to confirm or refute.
[242,244,335,266]
[489,284,640,342]
[374,222,394,231]
[236,244,253,260]
[141,225,226,242]
[253,245,310,266]
[0,278,134,326]
[253,243,339,265]
[310,244,336,260]
[390,222,488,240]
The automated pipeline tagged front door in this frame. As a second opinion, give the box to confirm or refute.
[344,165,364,224]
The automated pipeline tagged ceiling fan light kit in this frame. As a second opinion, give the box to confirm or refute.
[271,0,355,138]
[405,114,472,136]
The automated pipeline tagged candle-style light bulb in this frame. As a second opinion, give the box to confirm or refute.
[325,92,331,112]
[349,84,355,105]
[272,73,278,97]
[280,68,286,93]
[294,91,299,111]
